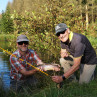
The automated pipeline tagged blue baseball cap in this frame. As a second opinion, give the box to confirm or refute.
[55,23,68,35]
[17,35,29,42]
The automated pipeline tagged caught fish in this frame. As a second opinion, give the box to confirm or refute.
[37,63,60,71]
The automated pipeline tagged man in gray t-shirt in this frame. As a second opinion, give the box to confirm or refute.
[52,23,97,84]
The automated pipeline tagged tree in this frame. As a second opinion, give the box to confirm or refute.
[1,6,14,34]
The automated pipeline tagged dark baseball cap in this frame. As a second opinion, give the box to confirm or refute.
[55,23,68,35]
[17,35,29,42]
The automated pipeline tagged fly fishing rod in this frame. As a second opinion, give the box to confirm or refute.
[0,47,50,77]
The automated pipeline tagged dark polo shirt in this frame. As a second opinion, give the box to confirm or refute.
[61,32,97,64]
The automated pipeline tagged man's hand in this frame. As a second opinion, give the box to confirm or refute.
[60,49,69,58]
[20,68,37,76]
[37,61,44,66]
[52,76,63,83]
[36,65,44,71]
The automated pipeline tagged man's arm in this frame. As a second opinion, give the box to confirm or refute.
[20,68,38,76]
[52,57,81,83]
[63,57,81,78]
[37,60,44,65]
[60,49,69,58]
[10,54,41,76]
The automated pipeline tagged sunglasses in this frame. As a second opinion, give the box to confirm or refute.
[18,41,29,45]
[56,30,67,37]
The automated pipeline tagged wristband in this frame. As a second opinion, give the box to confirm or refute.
[62,75,66,80]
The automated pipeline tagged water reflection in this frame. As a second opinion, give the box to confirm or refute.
[0,41,11,90]
[0,52,10,90]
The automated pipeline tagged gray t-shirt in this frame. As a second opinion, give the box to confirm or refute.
[61,33,97,64]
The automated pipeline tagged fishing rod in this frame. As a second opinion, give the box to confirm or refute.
[0,47,50,77]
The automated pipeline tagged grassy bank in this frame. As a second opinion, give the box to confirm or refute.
[33,79,97,97]
[0,79,97,97]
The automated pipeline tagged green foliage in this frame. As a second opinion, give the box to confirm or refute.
[82,0,87,5]
[0,7,14,34]
[0,18,2,32]
[95,0,97,3]
[87,36,97,53]
[1,0,97,36]
[28,32,60,62]
[0,34,15,41]
[4,0,96,62]
[0,0,97,62]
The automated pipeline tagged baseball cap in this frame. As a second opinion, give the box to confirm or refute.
[17,35,29,42]
[55,23,68,35]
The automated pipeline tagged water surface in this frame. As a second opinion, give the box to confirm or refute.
[0,42,11,90]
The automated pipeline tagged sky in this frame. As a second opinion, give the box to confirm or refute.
[0,0,13,14]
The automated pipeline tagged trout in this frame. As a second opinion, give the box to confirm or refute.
[37,63,60,71]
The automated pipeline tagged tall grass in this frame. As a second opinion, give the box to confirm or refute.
[1,79,97,97]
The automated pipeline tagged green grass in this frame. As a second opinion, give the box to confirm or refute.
[1,79,97,97]
[32,79,97,97]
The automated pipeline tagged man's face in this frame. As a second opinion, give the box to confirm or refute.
[57,29,69,42]
[17,41,29,52]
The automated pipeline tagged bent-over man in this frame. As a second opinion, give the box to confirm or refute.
[52,23,97,84]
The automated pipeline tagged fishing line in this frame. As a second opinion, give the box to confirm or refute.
[0,47,51,77]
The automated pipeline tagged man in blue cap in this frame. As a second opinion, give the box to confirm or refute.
[10,34,44,92]
[52,23,97,84]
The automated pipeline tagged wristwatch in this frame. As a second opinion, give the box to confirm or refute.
[62,75,66,80]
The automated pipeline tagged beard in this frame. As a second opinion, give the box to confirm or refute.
[19,47,28,52]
